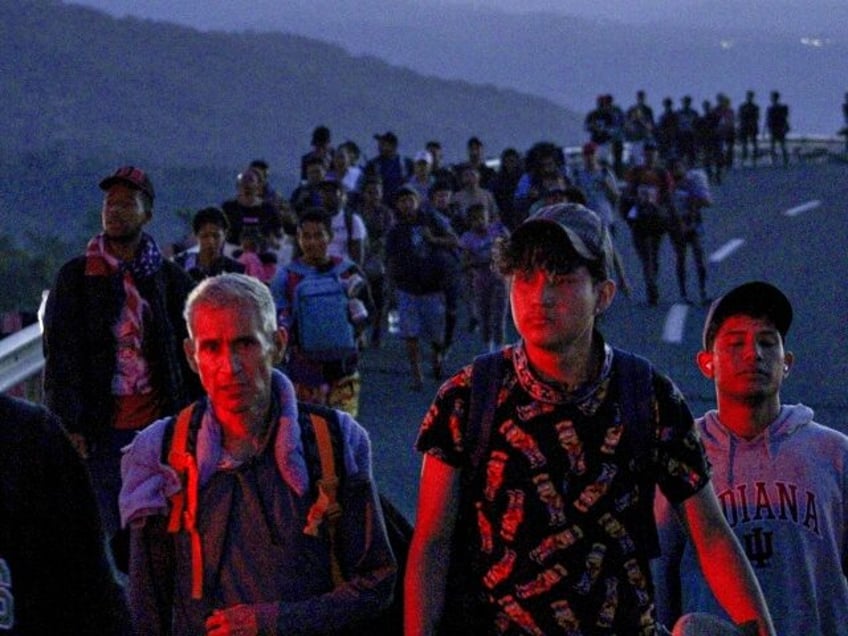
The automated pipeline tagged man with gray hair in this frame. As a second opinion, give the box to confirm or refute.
[120,273,395,634]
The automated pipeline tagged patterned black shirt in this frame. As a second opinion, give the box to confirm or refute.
[416,342,709,635]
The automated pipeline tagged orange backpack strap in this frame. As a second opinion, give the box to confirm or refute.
[165,402,204,600]
[302,411,345,587]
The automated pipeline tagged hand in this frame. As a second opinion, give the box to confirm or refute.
[68,433,88,459]
[205,605,258,636]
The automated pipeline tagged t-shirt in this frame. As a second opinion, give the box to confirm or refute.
[416,342,709,634]
[328,209,368,262]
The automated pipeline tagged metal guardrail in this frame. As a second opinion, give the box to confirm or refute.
[0,322,44,394]
[1,135,845,398]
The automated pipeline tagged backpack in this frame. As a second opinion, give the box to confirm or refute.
[439,348,655,633]
[164,400,411,632]
[287,260,357,361]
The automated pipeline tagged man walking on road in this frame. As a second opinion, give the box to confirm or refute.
[43,166,198,555]
[405,203,774,635]
[653,281,848,636]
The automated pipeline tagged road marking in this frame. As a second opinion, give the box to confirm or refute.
[784,200,821,217]
[709,238,745,263]
[662,304,689,344]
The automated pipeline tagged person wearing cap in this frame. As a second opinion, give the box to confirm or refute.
[174,206,246,282]
[406,149,435,201]
[385,184,457,390]
[653,281,848,636]
[43,166,200,558]
[366,131,413,205]
[406,204,774,636]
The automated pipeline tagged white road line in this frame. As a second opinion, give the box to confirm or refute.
[662,303,689,344]
[784,200,821,217]
[709,238,745,263]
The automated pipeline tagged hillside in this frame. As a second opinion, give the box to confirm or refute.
[0,0,583,248]
[69,0,848,136]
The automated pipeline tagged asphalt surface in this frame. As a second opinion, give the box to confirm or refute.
[355,157,848,523]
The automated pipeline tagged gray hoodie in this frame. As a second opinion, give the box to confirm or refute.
[653,404,848,635]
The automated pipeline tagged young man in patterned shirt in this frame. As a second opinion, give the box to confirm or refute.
[405,203,774,635]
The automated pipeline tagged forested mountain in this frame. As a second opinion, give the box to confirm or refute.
[0,0,584,309]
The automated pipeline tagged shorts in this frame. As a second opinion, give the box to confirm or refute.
[397,290,445,345]
[294,371,362,418]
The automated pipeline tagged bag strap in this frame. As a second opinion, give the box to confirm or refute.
[611,348,654,460]
[611,347,662,556]
[302,410,345,587]
[464,351,507,489]
[165,401,204,600]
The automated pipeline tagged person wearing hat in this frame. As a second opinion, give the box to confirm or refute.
[653,281,848,635]
[406,205,774,635]
[366,131,413,205]
[406,149,435,201]
[43,166,200,559]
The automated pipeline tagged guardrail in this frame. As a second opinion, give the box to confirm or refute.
[2,134,845,400]
[0,322,45,401]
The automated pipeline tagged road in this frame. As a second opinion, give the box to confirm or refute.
[354,158,848,522]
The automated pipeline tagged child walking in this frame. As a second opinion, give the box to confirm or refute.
[459,203,509,353]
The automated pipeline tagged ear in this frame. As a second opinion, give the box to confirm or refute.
[696,350,714,379]
[594,279,617,316]
[272,327,288,364]
[183,338,199,374]
[782,351,795,378]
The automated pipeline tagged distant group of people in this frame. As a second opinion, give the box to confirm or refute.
[3,90,845,635]
[585,89,792,183]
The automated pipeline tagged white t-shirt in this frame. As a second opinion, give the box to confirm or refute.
[328,208,368,261]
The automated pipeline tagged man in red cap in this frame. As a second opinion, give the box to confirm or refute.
[43,166,199,563]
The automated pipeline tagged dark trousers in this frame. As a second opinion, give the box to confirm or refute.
[631,227,665,305]
[671,228,707,301]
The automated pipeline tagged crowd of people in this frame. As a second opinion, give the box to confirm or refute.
[3,86,846,636]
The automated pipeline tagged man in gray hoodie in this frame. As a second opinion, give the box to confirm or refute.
[653,281,848,635]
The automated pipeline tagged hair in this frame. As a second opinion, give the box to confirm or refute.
[184,273,277,339]
[492,224,606,283]
[563,186,588,206]
[192,206,229,234]
[297,207,333,234]
[311,125,331,146]
[466,202,487,221]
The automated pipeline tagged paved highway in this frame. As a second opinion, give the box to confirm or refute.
[355,159,848,521]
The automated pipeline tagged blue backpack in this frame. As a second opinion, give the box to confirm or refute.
[287,260,357,361]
